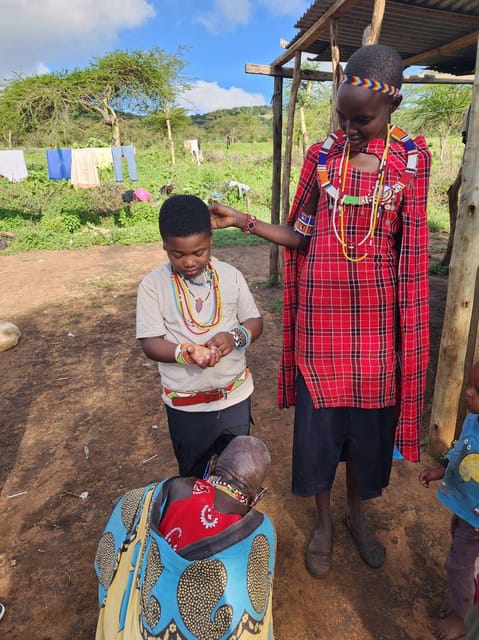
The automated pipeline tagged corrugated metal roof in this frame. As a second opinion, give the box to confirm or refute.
[287,0,479,74]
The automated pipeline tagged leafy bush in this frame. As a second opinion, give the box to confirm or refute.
[117,202,159,227]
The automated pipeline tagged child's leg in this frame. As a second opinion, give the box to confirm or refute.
[432,516,479,639]
[344,460,385,568]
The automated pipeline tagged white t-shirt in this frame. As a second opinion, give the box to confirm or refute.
[136,257,261,412]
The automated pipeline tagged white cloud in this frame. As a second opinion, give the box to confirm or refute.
[195,0,251,34]
[179,80,266,114]
[196,0,308,33]
[0,0,155,81]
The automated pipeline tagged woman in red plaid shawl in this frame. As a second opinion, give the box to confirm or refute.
[210,44,431,578]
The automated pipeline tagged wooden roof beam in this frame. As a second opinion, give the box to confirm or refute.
[270,0,362,68]
[403,30,479,67]
[245,63,474,84]
[245,63,333,81]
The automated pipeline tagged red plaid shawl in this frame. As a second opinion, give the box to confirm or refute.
[278,134,431,462]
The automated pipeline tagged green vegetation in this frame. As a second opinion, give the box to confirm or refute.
[0,65,469,259]
[0,131,459,255]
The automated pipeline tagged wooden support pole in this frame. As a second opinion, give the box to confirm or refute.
[329,18,341,132]
[269,75,283,285]
[281,51,302,225]
[362,0,385,45]
[428,37,479,457]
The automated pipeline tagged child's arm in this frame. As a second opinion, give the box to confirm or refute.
[205,317,263,358]
[209,204,311,250]
[419,465,445,488]
[139,337,220,369]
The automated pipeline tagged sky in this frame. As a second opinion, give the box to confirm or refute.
[0,0,312,114]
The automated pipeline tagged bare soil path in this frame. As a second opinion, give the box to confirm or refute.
[0,237,451,639]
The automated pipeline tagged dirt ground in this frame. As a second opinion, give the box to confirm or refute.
[0,234,453,640]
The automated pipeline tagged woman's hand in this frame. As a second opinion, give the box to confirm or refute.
[209,204,246,230]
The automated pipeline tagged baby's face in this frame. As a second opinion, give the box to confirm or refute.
[465,363,479,414]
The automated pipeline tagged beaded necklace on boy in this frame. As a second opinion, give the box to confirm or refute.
[317,124,418,262]
[182,269,213,313]
[170,262,222,335]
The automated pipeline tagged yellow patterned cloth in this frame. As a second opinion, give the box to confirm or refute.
[95,481,276,640]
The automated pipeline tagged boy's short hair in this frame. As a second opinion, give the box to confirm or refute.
[159,195,212,240]
[344,44,404,90]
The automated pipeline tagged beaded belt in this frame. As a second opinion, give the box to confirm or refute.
[164,369,250,407]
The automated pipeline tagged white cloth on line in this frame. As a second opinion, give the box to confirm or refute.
[228,180,250,198]
[0,150,28,182]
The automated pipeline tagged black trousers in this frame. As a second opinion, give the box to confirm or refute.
[165,397,252,477]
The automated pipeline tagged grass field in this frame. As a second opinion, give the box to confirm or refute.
[0,136,460,255]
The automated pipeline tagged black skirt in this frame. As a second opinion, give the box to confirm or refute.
[292,373,397,499]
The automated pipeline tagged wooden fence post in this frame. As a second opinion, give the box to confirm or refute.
[428,37,479,457]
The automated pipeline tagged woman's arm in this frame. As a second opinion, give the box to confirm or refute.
[209,204,311,251]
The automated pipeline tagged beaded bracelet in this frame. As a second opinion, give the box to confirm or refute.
[294,210,315,237]
[228,325,252,350]
[241,214,257,234]
[175,343,194,365]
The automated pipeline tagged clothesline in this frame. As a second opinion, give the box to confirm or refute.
[46,146,138,187]
[0,146,139,187]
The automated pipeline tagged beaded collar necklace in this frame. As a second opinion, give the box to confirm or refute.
[317,125,418,206]
[170,262,222,335]
[317,124,418,262]
[205,475,250,506]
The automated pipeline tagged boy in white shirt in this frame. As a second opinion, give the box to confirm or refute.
[137,194,263,477]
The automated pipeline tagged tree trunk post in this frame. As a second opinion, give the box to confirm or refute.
[270,74,283,285]
[330,18,341,132]
[300,105,308,158]
[428,38,479,457]
[113,121,121,147]
[363,0,386,45]
[281,51,302,225]
[166,117,176,166]
[443,165,462,267]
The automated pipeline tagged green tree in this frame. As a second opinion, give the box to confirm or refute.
[68,48,188,146]
[0,47,188,148]
[0,72,73,147]
[404,84,471,160]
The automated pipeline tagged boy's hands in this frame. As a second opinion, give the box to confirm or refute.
[419,465,445,488]
[209,204,246,230]
[184,343,221,369]
[182,330,239,368]
[205,332,235,357]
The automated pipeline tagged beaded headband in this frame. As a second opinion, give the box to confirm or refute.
[340,74,401,98]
